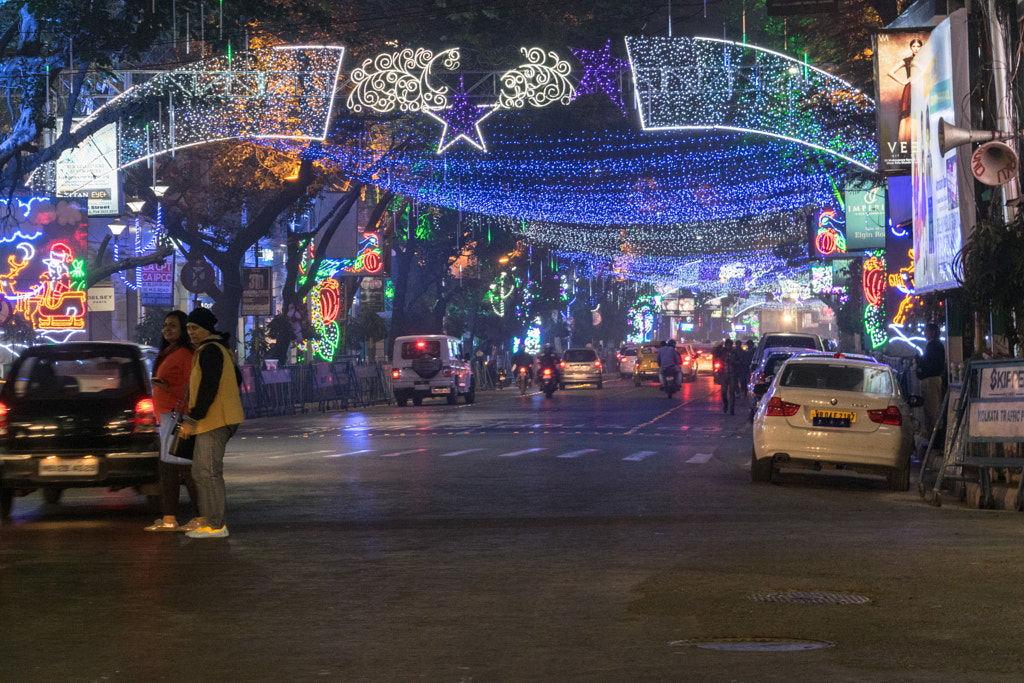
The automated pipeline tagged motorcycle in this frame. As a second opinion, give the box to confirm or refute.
[659,366,681,399]
[538,366,559,399]
[515,366,532,396]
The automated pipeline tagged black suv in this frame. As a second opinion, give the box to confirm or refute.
[0,342,160,517]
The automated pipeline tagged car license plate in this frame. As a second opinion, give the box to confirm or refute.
[431,387,450,394]
[39,457,99,476]
[811,410,856,427]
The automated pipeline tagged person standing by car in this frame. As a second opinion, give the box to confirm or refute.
[145,310,199,532]
[177,307,244,539]
[916,322,946,439]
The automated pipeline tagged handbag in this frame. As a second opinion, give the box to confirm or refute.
[167,396,195,461]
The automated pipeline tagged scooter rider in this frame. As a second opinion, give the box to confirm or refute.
[657,338,682,387]
[511,344,534,381]
[536,343,561,385]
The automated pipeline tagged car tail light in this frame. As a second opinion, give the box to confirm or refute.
[594,360,602,368]
[868,405,903,426]
[519,367,527,375]
[0,401,7,438]
[416,341,426,348]
[683,355,691,362]
[391,368,400,379]
[714,361,722,372]
[543,368,552,377]
[616,352,622,359]
[559,361,566,369]
[133,398,158,434]
[765,396,799,417]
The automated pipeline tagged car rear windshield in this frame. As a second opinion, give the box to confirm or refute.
[402,341,442,359]
[563,350,597,362]
[620,348,637,357]
[764,336,818,350]
[779,363,892,394]
[764,353,797,376]
[5,352,145,398]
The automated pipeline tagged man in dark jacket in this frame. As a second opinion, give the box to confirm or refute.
[916,323,946,438]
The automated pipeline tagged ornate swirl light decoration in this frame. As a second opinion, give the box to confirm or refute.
[345,46,575,154]
[347,48,460,114]
[488,272,517,317]
[495,48,575,109]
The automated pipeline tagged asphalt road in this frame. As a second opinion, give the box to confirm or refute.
[3,373,1024,682]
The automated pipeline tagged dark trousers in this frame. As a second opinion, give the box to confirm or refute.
[160,460,198,518]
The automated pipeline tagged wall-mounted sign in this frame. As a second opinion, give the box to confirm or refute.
[87,286,116,312]
[241,266,273,316]
[139,258,175,307]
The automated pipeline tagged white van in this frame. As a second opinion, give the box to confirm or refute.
[390,335,475,406]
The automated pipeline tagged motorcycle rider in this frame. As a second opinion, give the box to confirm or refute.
[536,343,561,386]
[511,343,534,395]
[657,338,682,388]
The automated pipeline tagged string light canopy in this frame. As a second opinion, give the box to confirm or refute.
[270,117,843,227]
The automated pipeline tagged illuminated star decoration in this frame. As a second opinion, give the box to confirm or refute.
[426,77,495,154]
[572,41,630,116]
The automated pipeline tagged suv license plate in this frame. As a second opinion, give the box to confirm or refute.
[39,457,99,476]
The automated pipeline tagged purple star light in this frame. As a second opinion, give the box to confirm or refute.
[427,78,495,154]
[573,40,630,116]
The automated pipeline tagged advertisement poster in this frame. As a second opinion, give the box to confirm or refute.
[55,120,121,217]
[873,30,932,175]
[911,10,973,293]
[139,258,175,307]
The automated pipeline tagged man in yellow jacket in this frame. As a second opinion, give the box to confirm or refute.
[178,306,244,539]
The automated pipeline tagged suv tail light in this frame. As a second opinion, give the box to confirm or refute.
[0,401,7,438]
[559,361,566,369]
[765,396,799,417]
[133,398,158,434]
[594,360,602,368]
[868,405,903,426]
[391,368,400,379]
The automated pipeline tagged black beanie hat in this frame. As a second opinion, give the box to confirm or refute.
[187,307,218,333]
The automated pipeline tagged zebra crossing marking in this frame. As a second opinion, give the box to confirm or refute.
[324,449,373,458]
[623,451,656,461]
[379,448,428,457]
[439,448,486,457]
[497,447,546,457]
[686,452,714,464]
[557,449,598,459]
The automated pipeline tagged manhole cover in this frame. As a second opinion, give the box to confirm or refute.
[670,638,836,652]
[747,590,870,605]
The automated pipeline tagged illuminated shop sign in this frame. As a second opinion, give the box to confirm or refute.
[0,198,88,336]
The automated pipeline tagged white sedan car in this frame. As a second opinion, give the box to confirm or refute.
[751,354,920,490]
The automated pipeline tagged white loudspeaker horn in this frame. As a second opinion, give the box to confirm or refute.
[971,141,1019,186]
[938,118,1018,156]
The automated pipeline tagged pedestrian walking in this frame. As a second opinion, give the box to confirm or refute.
[145,310,199,532]
[916,322,946,439]
[719,338,739,415]
[177,307,244,539]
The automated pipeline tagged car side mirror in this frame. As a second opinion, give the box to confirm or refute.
[907,395,924,408]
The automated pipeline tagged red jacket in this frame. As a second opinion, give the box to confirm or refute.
[152,345,193,415]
